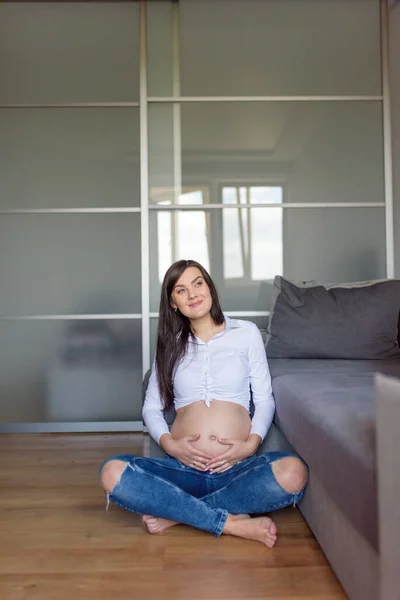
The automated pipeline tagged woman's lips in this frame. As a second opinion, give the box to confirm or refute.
[189,300,203,308]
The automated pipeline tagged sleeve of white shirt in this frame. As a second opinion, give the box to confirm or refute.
[142,359,171,444]
[248,324,275,441]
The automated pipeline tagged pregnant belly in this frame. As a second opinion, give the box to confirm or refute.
[170,399,252,457]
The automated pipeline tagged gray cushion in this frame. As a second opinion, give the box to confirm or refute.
[266,277,400,359]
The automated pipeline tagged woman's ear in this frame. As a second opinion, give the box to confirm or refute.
[170,301,177,311]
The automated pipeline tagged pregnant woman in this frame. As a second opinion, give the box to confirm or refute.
[100,260,308,547]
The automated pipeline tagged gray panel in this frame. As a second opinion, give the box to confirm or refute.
[147,1,174,97]
[147,0,381,96]
[0,214,141,316]
[0,319,142,423]
[150,317,158,363]
[0,108,140,210]
[0,2,139,103]
[389,4,400,278]
[149,102,384,205]
[283,207,386,284]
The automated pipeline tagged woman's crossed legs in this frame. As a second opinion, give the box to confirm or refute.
[99,452,308,548]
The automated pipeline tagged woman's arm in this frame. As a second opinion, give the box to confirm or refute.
[248,323,275,441]
[142,361,171,444]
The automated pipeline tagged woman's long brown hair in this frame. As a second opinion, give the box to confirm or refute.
[156,259,224,410]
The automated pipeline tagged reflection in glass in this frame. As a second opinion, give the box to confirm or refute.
[222,186,283,280]
[148,0,381,97]
[0,319,142,422]
[0,2,139,104]
[149,102,384,206]
[222,186,283,205]
[150,208,282,312]
[150,318,159,364]
[223,209,245,279]
[150,207,386,312]
[157,211,210,283]
[283,207,386,284]
[151,186,209,206]
[0,214,141,316]
[0,108,140,210]
[251,208,283,281]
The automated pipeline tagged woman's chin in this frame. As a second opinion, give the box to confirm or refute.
[189,309,210,320]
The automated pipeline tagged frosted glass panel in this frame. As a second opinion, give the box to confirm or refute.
[283,207,386,284]
[147,0,381,97]
[147,1,174,97]
[0,2,139,103]
[0,214,141,316]
[0,109,140,209]
[150,207,386,312]
[149,102,384,205]
[0,320,142,422]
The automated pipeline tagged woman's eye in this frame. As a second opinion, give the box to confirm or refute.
[195,281,203,287]
[177,289,185,294]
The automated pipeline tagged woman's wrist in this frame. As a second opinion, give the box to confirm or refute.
[159,433,175,455]
[246,433,262,454]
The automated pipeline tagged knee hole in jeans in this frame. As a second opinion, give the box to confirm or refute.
[271,456,308,494]
[100,459,129,494]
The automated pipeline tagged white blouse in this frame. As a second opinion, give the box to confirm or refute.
[142,316,275,444]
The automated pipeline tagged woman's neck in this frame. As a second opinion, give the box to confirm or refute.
[190,314,225,343]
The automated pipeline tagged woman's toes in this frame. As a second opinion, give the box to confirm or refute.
[142,516,178,534]
[265,520,278,547]
[269,520,278,536]
[142,515,157,532]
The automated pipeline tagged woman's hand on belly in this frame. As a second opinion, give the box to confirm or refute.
[168,400,257,471]
[205,434,262,474]
[161,433,214,471]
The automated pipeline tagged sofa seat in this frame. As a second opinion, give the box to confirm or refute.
[269,358,400,551]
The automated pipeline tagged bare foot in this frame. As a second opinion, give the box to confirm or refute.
[142,513,250,534]
[223,515,278,548]
[142,515,177,533]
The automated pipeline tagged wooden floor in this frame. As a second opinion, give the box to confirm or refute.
[0,433,346,600]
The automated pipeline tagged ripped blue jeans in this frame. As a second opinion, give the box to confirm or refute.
[99,451,308,537]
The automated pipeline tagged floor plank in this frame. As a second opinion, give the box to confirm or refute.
[0,433,346,600]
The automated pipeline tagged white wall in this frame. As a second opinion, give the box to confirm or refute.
[390,2,400,276]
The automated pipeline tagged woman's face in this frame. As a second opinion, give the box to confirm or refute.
[170,267,212,320]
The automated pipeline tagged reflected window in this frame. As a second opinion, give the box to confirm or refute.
[155,187,210,282]
[222,186,283,281]
[151,186,209,206]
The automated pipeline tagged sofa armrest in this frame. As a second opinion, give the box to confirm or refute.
[375,373,400,600]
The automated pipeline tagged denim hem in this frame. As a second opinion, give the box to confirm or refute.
[108,494,143,515]
[293,488,306,507]
[213,509,228,537]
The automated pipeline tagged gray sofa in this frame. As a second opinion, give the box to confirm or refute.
[269,359,400,600]
[144,277,400,600]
